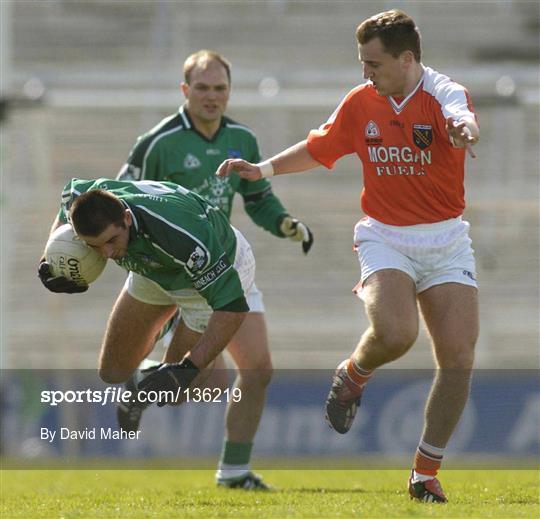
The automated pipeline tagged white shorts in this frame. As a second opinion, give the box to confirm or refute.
[125,228,261,333]
[354,216,477,299]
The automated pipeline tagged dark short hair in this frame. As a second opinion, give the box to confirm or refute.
[70,189,126,237]
[356,10,421,62]
[183,49,232,84]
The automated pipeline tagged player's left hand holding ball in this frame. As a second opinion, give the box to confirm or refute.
[138,358,200,407]
[38,259,88,293]
[39,223,107,293]
[280,216,314,254]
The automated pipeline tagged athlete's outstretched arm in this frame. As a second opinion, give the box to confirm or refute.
[215,140,322,181]
[446,116,479,158]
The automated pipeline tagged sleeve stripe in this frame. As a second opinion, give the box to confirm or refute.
[134,204,212,270]
[141,123,184,179]
[242,186,273,202]
[144,234,186,267]
[61,185,82,220]
[179,107,191,129]
[61,186,81,199]
[120,201,139,232]
[225,123,257,139]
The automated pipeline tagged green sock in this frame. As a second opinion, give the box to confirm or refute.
[220,440,253,466]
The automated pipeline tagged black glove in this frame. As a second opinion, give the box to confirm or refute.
[138,358,200,407]
[280,216,314,254]
[38,260,88,294]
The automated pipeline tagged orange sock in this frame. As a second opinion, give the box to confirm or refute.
[345,358,373,389]
[413,441,444,477]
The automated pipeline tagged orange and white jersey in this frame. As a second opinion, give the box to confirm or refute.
[307,66,477,226]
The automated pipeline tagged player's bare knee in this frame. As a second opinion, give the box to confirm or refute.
[236,361,273,388]
[257,366,273,388]
[375,325,417,358]
[460,345,475,369]
[436,335,476,369]
[441,349,475,370]
[98,366,132,384]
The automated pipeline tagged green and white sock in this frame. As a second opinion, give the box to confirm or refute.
[216,440,253,481]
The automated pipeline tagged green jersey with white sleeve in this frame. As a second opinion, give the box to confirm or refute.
[57,178,247,311]
[117,106,289,236]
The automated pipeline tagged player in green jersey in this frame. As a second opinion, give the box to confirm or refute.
[115,50,313,489]
[38,178,261,456]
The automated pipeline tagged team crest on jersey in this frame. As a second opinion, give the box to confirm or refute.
[412,124,433,149]
[209,176,229,198]
[184,153,201,169]
[365,120,380,138]
[186,246,208,273]
[227,149,242,158]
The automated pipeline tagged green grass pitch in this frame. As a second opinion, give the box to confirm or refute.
[1,469,538,518]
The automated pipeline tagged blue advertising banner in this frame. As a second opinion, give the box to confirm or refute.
[1,370,538,464]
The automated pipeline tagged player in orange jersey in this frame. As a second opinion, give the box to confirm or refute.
[216,9,480,503]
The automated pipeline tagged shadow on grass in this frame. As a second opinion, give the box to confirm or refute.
[284,488,367,494]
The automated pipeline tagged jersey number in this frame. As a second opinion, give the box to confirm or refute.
[136,180,188,196]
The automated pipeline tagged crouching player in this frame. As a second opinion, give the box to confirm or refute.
[38,178,269,489]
